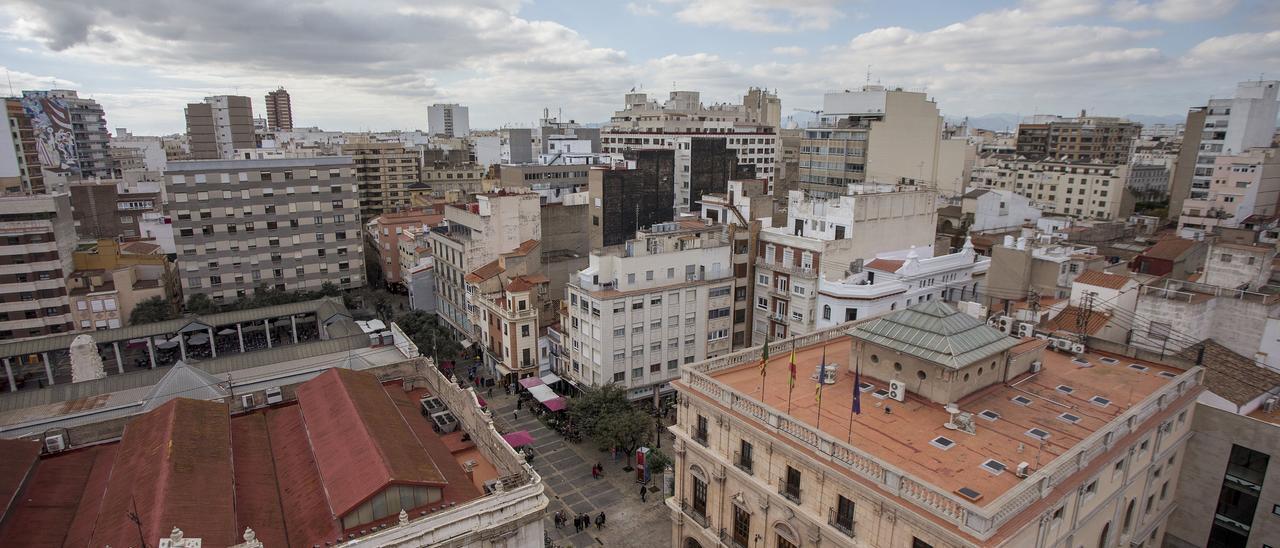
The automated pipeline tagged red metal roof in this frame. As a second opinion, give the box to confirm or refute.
[259,404,343,546]
[296,369,448,518]
[0,444,108,548]
[0,439,39,518]
[88,398,238,548]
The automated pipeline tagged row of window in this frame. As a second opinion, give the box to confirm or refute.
[171,168,346,185]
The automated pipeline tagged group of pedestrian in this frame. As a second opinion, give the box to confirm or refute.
[561,511,605,532]
[590,462,604,479]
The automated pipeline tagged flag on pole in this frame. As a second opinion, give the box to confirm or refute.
[788,348,797,390]
[758,333,770,377]
[852,363,862,415]
[815,347,827,404]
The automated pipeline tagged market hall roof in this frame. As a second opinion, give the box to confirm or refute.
[851,301,1021,369]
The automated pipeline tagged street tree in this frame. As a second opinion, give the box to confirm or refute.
[129,296,177,325]
[567,384,633,438]
[593,407,653,469]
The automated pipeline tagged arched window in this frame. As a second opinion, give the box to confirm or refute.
[1098,521,1110,548]
[822,305,831,320]
[1123,499,1136,532]
[774,522,799,548]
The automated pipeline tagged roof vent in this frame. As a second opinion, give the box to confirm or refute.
[1090,395,1111,407]
[1099,357,1119,365]
[1055,384,1074,394]
[1157,371,1177,379]
[1059,412,1081,424]
[956,486,983,501]
[1128,363,1149,372]
[1011,395,1033,406]
[979,409,1001,421]
[930,436,956,450]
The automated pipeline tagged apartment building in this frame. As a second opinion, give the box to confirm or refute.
[20,90,113,179]
[467,239,549,383]
[0,193,76,340]
[264,87,293,131]
[3,98,44,193]
[428,103,470,138]
[754,188,938,339]
[167,157,364,302]
[1015,113,1141,164]
[986,235,1108,307]
[970,157,1135,220]
[422,161,486,197]
[364,208,442,287]
[815,238,990,329]
[68,180,161,240]
[565,220,735,402]
[339,141,421,218]
[798,86,944,196]
[602,89,780,207]
[498,153,615,203]
[588,149,676,248]
[959,188,1042,233]
[69,239,179,329]
[671,302,1202,548]
[428,192,541,340]
[1178,147,1280,236]
[1169,80,1280,224]
[185,95,255,160]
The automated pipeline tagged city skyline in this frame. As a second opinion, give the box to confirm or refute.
[2,0,1276,134]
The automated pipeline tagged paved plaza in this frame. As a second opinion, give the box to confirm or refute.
[488,389,673,547]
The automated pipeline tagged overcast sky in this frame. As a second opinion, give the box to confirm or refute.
[1,0,1277,135]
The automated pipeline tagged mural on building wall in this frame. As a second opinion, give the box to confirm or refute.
[21,92,79,171]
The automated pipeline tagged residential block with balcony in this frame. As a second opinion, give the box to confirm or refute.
[0,193,76,341]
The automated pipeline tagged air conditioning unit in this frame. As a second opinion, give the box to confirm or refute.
[1017,323,1035,338]
[1264,397,1279,413]
[888,380,907,402]
[1034,333,1049,340]
[265,387,284,405]
[241,394,257,409]
[420,396,446,416]
[44,433,66,453]
[431,411,459,433]
[1070,343,1086,354]
[1030,360,1043,374]
[1052,338,1072,351]
[1015,462,1030,478]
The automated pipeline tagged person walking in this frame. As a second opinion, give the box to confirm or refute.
[573,514,581,532]
[554,510,563,528]
[580,514,590,532]
[513,410,518,421]
[639,484,647,502]
[596,511,606,529]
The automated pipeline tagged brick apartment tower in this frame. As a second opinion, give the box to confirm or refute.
[265,87,293,131]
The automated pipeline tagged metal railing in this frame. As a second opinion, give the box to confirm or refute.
[777,478,802,504]
[680,322,1205,540]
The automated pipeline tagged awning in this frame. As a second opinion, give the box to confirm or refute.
[502,430,535,448]
[188,334,209,345]
[475,395,487,408]
[543,397,566,412]
[217,328,236,335]
[156,340,179,350]
[539,373,562,385]
[518,377,545,389]
[528,384,557,402]
[460,340,474,348]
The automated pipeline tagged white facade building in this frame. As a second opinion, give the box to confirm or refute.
[1179,147,1280,237]
[427,103,470,138]
[564,222,735,401]
[814,239,989,329]
[961,188,1042,232]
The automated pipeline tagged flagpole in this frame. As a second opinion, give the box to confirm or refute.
[786,346,796,414]
[815,346,827,430]
[847,342,863,444]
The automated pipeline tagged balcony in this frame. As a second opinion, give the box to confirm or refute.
[732,451,753,474]
[828,508,856,538]
[680,499,710,529]
[693,428,709,447]
[777,479,801,504]
[755,258,817,279]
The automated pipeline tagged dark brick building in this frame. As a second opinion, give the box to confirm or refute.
[588,149,675,248]
[688,137,755,212]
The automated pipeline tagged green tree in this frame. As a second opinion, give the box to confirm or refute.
[185,293,217,315]
[129,296,177,325]
[319,281,343,297]
[567,384,634,439]
[593,407,654,469]
[645,447,672,477]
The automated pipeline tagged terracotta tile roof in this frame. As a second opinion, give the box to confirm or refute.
[260,404,343,546]
[1177,340,1280,406]
[89,398,238,548]
[0,444,113,547]
[1073,270,1132,290]
[503,239,540,257]
[464,259,503,283]
[229,413,291,548]
[296,369,448,518]
[506,274,550,293]
[1040,306,1111,336]
[865,258,905,272]
[1141,238,1199,261]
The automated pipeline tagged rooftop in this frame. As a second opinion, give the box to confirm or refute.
[699,334,1185,510]
[851,301,1021,369]
[1073,270,1132,290]
[1139,238,1200,261]
[1176,339,1280,407]
[0,370,491,548]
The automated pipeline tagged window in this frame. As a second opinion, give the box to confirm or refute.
[782,466,801,502]
[694,415,708,445]
[822,305,831,320]
[732,505,750,548]
[737,440,753,472]
[613,372,625,382]
[692,474,708,518]
[833,495,855,536]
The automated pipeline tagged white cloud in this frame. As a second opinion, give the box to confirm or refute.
[1183,31,1280,68]
[1110,0,1238,22]
[626,2,659,16]
[658,0,849,33]
[771,46,807,56]
[0,65,79,92]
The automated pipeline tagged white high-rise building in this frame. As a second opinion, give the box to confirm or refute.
[1173,80,1279,232]
[428,103,470,138]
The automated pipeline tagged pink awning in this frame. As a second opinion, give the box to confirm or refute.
[542,397,567,412]
[518,377,545,389]
[503,430,535,448]
[475,395,487,408]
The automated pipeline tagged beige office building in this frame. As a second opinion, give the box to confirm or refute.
[339,141,421,219]
[185,95,255,160]
[265,87,293,131]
